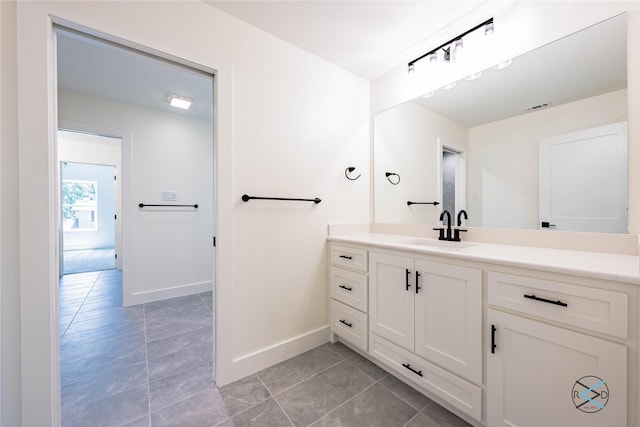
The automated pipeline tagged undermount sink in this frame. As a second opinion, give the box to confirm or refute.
[400,239,475,251]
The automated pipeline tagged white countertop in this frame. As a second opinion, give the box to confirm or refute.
[328,233,640,285]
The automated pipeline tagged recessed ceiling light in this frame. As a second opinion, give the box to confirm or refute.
[167,93,193,109]
[441,82,457,90]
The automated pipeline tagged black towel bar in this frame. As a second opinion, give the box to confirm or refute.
[242,194,321,204]
[407,201,440,206]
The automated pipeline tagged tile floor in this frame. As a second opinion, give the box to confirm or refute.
[59,270,471,427]
[63,248,116,274]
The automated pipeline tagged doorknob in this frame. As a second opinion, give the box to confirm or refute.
[541,221,556,228]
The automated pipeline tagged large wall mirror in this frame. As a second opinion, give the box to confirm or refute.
[374,13,629,233]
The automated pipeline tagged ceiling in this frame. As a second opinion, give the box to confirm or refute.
[56,3,627,127]
[56,28,214,121]
[206,1,492,80]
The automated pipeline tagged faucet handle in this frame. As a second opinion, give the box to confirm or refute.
[452,228,467,242]
[432,227,446,241]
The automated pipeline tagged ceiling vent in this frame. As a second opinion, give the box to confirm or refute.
[525,102,551,112]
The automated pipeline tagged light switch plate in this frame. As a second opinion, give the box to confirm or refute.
[161,191,177,201]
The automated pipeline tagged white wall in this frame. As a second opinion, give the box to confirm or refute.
[13,2,369,424]
[468,89,627,229]
[0,1,21,425]
[374,101,468,224]
[59,91,214,303]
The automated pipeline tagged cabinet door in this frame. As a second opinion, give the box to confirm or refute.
[414,261,482,384]
[487,309,627,427]
[369,252,415,350]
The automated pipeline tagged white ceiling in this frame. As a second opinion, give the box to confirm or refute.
[206,1,491,80]
[56,28,214,121]
[56,3,627,127]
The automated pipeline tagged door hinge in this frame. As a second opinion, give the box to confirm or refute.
[114,175,117,181]
[115,253,118,259]
[213,236,216,247]
[114,214,117,220]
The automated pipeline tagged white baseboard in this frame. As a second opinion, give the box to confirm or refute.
[230,325,330,382]
[124,280,213,306]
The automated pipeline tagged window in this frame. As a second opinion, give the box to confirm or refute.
[62,180,98,231]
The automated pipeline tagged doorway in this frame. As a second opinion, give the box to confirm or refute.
[61,161,117,274]
[442,147,466,217]
[55,25,216,423]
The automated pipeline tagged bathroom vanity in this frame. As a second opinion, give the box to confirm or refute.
[327,233,639,427]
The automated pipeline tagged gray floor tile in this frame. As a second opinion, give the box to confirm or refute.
[311,383,417,427]
[404,411,441,427]
[215,398,293,427]
[199,291,214,313]
[324,341,357,359]
[420,402,472,427]
[61,383,149,427]
[150,374,270,426]
[257,345,343,395]
[120,416,151,427]
[275,360,375,426]
[148,341,213,381]
[380,374,433,411]
[61,361,147,412]
[148,361,216,412]
[147,325,213,360]
[347,353,389,382]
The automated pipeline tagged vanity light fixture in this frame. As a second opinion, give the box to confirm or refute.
[167,93,193,109]
[385,172,401,185]
[407,17,494,72]
[345,166,361,181]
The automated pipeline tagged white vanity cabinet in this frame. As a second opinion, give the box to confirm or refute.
[327,234,638,426]
[487,272,629,427]
[328,244,369,351]
[368,251,483,419]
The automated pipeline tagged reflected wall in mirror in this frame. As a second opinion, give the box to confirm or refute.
[374,13,629,233]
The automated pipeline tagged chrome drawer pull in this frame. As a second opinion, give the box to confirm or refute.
[339,319,353,328]
[402,363,423,377]
[339,255,353,260]
[339,285,353,291]
[524,294,568,307]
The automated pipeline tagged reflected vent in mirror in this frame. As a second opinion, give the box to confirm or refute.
[525,102,551,112]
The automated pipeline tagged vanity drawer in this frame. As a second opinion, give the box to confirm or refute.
[488,272,628,338]
[370,333,482,421]
[330,267,368,312]
[331,300,368,352]
[330,244,368,272]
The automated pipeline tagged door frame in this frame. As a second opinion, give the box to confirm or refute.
[57,130,123,275]
[17,7,233,424]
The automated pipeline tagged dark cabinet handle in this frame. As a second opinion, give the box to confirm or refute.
[491,325,497,354]
[405,269,411,291]
[339,319,353,328]
[402,363,423,377]
[524,294,567,307]
[339,285,353,291]
[339,255,353,260]
[415,271,421,294]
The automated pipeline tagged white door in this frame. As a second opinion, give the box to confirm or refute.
[369,253,415,350]
[414,260,482,384]
[539,122,627,232]
[487,309,627,427]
